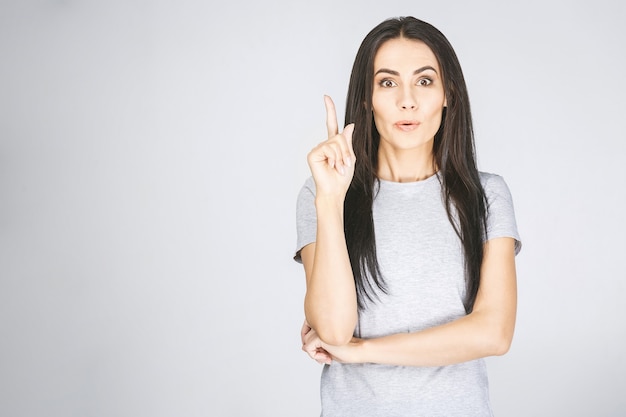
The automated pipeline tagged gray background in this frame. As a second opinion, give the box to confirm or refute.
[1,0,625,416]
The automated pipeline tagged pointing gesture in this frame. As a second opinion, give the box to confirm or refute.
[325,94,340,139]
[307,95,356,198]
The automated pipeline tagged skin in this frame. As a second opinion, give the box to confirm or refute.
[302,96,358,346]
[372,37,447,182]
[301,37,517,367]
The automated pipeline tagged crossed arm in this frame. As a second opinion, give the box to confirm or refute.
[301,95,518,366]
[301,236,518,367]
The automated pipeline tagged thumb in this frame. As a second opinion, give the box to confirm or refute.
[342,123,355,141]
[341,123,354,150]
[342,123,355,156]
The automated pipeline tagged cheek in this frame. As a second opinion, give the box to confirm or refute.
[428,105,444,119]
[372,112,384,134]
[371,95,391,124]
[371,107,389,134]
[425,97,446,119]
[371,99,382,128]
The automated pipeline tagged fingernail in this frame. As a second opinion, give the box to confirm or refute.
[345,157,352,167]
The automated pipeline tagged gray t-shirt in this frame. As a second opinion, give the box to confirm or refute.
[295,172,521,417]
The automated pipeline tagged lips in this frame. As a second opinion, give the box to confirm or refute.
[394,120,420,132]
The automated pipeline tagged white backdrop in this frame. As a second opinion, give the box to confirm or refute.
[1,1,625,416]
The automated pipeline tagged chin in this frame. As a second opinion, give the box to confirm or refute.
[388,138,433,152]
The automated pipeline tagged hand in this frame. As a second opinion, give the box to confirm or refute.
[318,337,363,364]
[307,95,356,198]
[301,320,332,365]
[301,319,363,365]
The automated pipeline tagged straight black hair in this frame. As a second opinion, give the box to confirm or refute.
[344,16,488,313]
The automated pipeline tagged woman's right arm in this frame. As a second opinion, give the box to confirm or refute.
[301,96,358,346]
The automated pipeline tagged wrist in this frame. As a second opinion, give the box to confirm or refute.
[314,194,345,212]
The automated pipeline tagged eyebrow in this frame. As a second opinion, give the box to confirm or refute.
[374,66,438,76]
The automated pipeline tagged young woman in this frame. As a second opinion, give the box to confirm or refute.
[294,16,521,416]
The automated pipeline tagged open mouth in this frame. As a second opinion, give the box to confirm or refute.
[395,121,420,131]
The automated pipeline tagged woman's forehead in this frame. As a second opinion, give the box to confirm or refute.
[374,38,439,72]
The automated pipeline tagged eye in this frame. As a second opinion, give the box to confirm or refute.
[379,79,397,88]
[417,78,433,86]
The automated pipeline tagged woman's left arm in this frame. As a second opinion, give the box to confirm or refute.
[306,237,517,367]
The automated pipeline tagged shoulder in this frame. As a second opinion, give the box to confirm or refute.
[297,176,316,197]
[479,171,507,189]
[296,176,318,216]
[479,171,515,203]
[302,176,316,193]
[297,176,317,207]
[295,176,318,262]
[478,171,522,253]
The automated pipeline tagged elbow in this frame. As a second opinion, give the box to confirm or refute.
[471,310,515,357]
[313,319,356,346]
[306,315,357,346]
[318,331,353,346]
[491,335,512,356]
[305,302,357,346]
[487,327,514,356]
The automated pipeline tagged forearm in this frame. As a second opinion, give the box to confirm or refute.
[352,310,513,367]
[304,195,357,345]
[346,238,518,366]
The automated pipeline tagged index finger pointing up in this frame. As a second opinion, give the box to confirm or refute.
[324,95,339,139]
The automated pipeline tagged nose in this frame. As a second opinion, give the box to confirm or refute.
[399,86,418,110]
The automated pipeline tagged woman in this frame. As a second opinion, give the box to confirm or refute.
[294,16,521,416]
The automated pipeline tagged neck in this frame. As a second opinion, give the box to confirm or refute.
[377,142,436,183]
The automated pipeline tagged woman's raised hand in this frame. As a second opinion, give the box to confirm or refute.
[307,95,356,197]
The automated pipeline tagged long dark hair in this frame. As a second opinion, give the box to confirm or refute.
[344,16,488,313]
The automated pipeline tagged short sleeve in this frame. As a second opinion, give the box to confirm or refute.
[481,173,522,255]
[294,176,317,263]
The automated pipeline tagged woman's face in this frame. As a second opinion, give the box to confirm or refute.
[372,37,446,153]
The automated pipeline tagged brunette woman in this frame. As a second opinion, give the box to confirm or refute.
[295,16,521,416]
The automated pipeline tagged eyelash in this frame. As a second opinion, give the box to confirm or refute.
[378,78,433,87]
[379,79,397,88]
